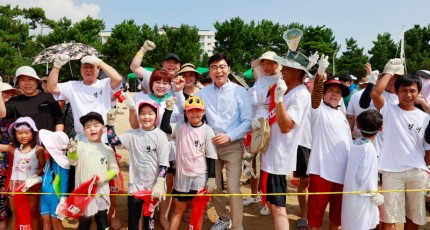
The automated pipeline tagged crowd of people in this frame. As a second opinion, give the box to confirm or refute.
[0,36,428,230]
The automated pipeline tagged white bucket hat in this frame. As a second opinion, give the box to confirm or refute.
[39,129,70,169]
[14,66,41,86]
[251,51,278,68]
[1,83,22,96]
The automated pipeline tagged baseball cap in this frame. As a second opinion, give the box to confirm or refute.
[164,53,180,63]
[79,112,104,126]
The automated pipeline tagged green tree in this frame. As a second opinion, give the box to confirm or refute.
[404,25,430,72]
[368,33,397,72]
[336,38,368,77]
[163,25,201,65]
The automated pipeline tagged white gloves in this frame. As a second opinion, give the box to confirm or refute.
[307,51,319,70]
[106,108,117,126]
[67,138,78,153]
[124,92,136,111]
[251,116,262,130]
[370,193,384,206]
[383,58,403,76]
[274,78,288,103]
[165,96,176,111]
[81,55,102,66]
[368,70,380,84]
[317,54,330,76]
[23,174,42,192]
[141,40,156,53]
[55,197,67,220]
[206,178,217,193]
[151,177,166,200]
[54,54,71,68]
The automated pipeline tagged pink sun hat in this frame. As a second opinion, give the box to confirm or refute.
[39,129,70,169]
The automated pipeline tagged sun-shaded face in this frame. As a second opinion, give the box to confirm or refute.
[183,72,197,87]
[323,84,343,108]
[15,129,33,146]
[17,76,39,96]
[280,66,301,83]
[209,60,230,88]
[162,59,180,76]
[83,120,104,143]
[260,59,278,76]
[185,108,205,126]
[139,105,157,131]
[80,63,100,85]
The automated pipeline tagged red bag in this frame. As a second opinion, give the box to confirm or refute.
[188,189,210,230]
[268,84,277,126]
[61,176,98,219]
[133,190,159,217]
[14,183,32,230]
[109,151,125,194]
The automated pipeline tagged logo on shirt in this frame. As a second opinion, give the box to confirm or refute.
[100,157,106,165]
[145,145,157,154]
[94,90,103,98]
[408,123,422,133]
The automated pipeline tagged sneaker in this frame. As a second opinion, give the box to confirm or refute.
[260,205,271,216]
[210,218,232,230]
[243,196,261,206]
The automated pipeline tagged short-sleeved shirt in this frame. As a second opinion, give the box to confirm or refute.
[173,122,217,177]
[55,79,117,137]
[378,103,430,172]
[307,102,351,184]
[5,92,63,131]
[119,128,170,193]
[261,85,311,175]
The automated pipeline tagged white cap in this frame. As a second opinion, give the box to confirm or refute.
[14,66,40,86]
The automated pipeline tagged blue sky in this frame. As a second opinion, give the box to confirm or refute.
[4,0,430,54]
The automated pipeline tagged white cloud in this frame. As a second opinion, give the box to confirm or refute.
[2,0,101,23]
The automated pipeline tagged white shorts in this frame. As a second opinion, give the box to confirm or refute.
[174,172,207,193]
[380,169,427,225]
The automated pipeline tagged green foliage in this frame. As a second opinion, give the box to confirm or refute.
[404,25,430,72]
[368,33,397,72]
[336,38,368,77]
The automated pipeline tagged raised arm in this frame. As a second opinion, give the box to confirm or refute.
[47,54,70,94]
[159,96,176,134]
[311,55,329,109]
[371,58,403,110]
[130,40,156,80]
[274,78,295,133]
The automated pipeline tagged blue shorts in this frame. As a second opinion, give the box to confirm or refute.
[40,194,60,217]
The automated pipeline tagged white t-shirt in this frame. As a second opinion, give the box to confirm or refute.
[119,128,170,193]
[342,138,379,229]
[248,75,279,118]
[378,103,430,172]
[346,89,373,138]
[74,141,119,216]
[56,78,117,137]
[307,102,351,184]
[373,91,399,155]
[261,85,311,175]
[173,122,217,177]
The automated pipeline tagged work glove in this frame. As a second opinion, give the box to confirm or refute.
[317,54,330,76]
[67,138,78,153]
[252,116,262,130]
[106,108,117,126]
[55,197,67,220]
[383,58,403,76]
[81,55,102,66]
[141,40,156,53]
[274,78,288,103]
[54,54,71,68]
[165,96,176,111]
[206,178,217,194]
[370,193,384,206]
[22,174,42,192]
[368,70,379,84]
[307,51,319,70]
[151,177,166,201]
[124,92,137,111]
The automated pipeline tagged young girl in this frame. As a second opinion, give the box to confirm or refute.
[160,96,217,230]
[0,117,46,230]
[39,129,70,230]
[108,100,170,230]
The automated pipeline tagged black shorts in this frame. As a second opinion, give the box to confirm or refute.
[172,189,197,202]
[295,145,311,178]
[167,161,176,174]
[265,172,287,207]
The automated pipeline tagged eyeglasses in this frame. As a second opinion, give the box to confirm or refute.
[209,64,228,71]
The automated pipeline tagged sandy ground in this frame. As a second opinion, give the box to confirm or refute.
[61,99,430,230]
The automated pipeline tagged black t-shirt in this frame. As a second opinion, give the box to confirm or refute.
[5,91,64,131]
